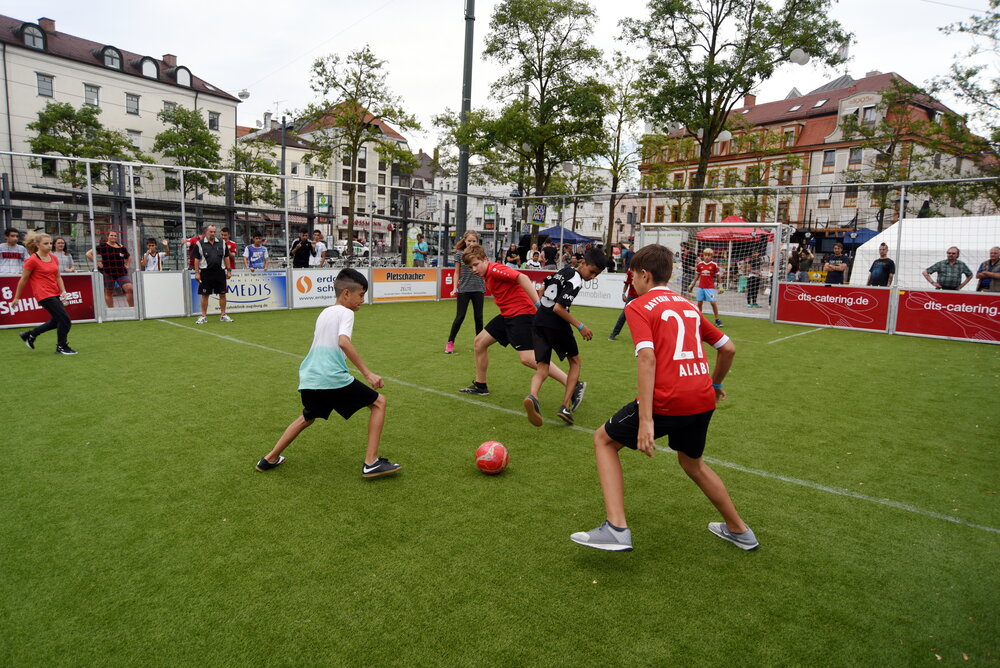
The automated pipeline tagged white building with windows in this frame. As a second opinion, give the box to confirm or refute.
[0,13,240,186]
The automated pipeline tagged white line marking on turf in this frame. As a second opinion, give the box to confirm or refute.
[767,327,823,344]
[160,319,1000,536]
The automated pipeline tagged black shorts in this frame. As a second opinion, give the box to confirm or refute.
[300,379,379,421]
[484,313,534,351]
[533,323,578,364]
[198,268,227,295]
[604,401,714,459]
[101,273,132,290]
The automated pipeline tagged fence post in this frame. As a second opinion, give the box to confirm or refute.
[84,161,101,324]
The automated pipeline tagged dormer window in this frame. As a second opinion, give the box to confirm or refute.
[139,57,158,79]
[175,67,191,87]
[102,48,122,69]
[23,25,45,50]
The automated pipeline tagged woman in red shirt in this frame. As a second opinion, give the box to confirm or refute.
[8,231,76,354]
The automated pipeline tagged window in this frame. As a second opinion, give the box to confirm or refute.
[127,130,141,149]
[705,203,717,222]
[654,206,665,223]
[141,58,158,79]
[41,158,57,177]
[379,160,387,171]
[848,147,863,168]
[84,84,100,106]
[778,166,794,185]
[784,130,796,147]
[290,162,299,175]
[670,205,681,222]
[132,175,141,188]
[640,206,646,223]
[342,154,351,167]
[208,112,220,131]
[342,169,351,182]
[724,168,738,187]
[163,101,176,112]
[377,173,386,185]
[290,190,299,206]
[176,68,191,87]
[707,171,720,188]
[862,106,877,125]
[956,157,964,172]
[746,166,762,186]
[818,197,831,209]
[126,93,140,115]
[673,173,685,188]
[814,98,829,108]
[358,171,366,183]
[788,104,802,112]
[36,73,53,97]
[933,152,942,169]
[844,185,859,207]
[721,203,734,218]
[822,149,836,174]
[24,25,44,50]
[777,200,790,222]
[103,49,121,69]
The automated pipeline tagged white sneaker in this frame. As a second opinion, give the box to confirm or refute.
[570,521,633,551]
[195,315,207,324]
[219,314,234,322]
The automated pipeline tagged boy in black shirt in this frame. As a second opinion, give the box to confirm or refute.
[524,248,607,426]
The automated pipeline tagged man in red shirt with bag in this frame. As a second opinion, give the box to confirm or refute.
[571,244,757,553]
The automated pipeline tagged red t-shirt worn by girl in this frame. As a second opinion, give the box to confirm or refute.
[25,253,61,300]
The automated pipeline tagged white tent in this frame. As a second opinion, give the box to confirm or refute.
[848,216,999,291]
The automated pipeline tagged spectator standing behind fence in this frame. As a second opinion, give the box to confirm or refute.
[680,242,696,294]
[310,230,327,267]
[922,247,974,290]
[86,230,134,308]
[526,251,542,269]
[608,269,638,341]
[797,246,814,282]
[219,229,238,270]
[866,243,895,287]
[290,230,313,268]
[975,246,1000,292]
[1,228,29,274]
[744,249,763,308]
[52,237,75,273]
[243,234,269,272]
[542,239,558,269]
[413,233,429,267]
[505,243,520,268]
[9,231,76,355]
[191,225,233,324]
[185,232,203,270]
[823,243,850,285]
[445,230,486,354]
[786,246,800,282]
[140,238,170,272]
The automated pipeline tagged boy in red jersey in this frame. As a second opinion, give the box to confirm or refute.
[457,246,573,399]
[571,244,757,552]
[695,247,723,327]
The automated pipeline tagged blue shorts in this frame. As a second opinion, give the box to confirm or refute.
[696,288,716,302]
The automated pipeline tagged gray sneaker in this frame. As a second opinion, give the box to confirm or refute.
[570,521,633,552]
[570,381,587,411]
[707,522,759,550]
[523,394,543,427]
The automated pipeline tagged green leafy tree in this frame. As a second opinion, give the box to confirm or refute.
[228,138,281,207]
[437,0,608,246]
[599,52,643,246]
[625,0,850,221]
[726,125,802,222]
[27,102,148,188]
[297,46,419,261]
[153,106,222,197]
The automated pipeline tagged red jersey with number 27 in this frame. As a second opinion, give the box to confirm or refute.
[484,262,536,318]
[625,286,730,416]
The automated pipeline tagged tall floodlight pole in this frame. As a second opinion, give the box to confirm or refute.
[455,0,475,237]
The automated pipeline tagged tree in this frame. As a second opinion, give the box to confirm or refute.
[27,102,148,189]
[726,125,802,223]
[599,53,643,247]
[437,0,608,246]
[153,106,222,197]
[296,46,419,261]
[625,0,850,221]
[228,138,281,207]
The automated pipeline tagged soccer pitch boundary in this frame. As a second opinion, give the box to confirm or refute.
[159,318,1000,537]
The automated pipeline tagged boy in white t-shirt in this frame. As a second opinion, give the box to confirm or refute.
[243,234,269,271]
[140,238,170,271]
[309,229,328,267]
[255,268,400,478]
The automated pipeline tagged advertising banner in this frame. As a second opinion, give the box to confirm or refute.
[894,289,1000,343]
[0,274,96,327]
[372,268,437,303]
[574,272,628,309]
[291,269,344,309]
[440,268,456,299]
[776,283,891,332]
[190,270,287,314]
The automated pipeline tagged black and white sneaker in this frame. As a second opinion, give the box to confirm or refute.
[523,394,543,427]
[556,405,574,425]
[459,382,489,396]
[570,381,587,411]
[362,457,401,478]
[19,331,35,350]
[255,455,285,472]
[55,345,78,355]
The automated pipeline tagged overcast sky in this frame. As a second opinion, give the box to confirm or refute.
[6,0,993,148]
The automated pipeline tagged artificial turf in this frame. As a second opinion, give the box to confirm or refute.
[2,300,996,666]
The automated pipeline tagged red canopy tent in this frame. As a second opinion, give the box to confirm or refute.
[696,218,775,289]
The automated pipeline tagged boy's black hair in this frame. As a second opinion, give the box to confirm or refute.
[335,268,368,294]
[630,244,674,284]
[222,227,231,234]
[146,237,157,245]
[582,247,608,270]
[5,228,19,237]
[252,232,262,238]
[313,229,322,235]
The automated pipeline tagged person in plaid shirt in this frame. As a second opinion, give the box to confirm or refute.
[922,247,974,290]
[86,230,134,307]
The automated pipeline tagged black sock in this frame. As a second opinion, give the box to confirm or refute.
[475,381,488,389]
[607,521,626,532]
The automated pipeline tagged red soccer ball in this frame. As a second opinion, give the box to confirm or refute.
[475,441,509,475]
